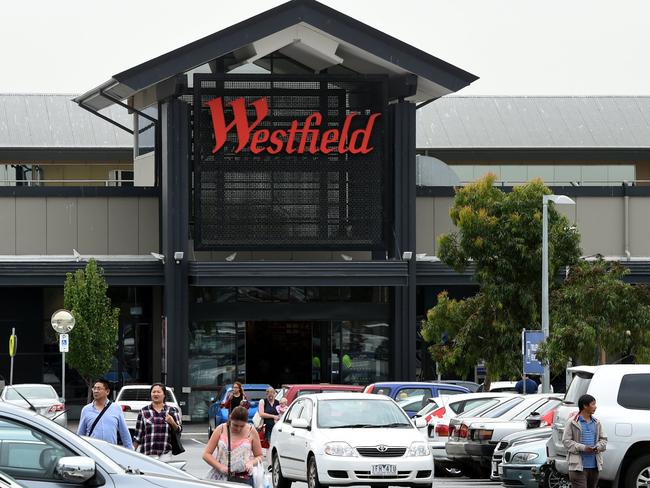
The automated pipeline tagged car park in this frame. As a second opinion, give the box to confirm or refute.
[446,394,561,477]
[0,401,233,488]
[413,393,515,475]
[0,384,66,427]
[546,364,650,488]
[269,392,434,488]
[115,384,182,433]
[277,384,364,406]
[363,381,469,417]
[208,383,270,435]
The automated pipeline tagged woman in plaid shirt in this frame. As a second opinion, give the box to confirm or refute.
[133,383,182,461]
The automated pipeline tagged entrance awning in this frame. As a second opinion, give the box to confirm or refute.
[189,261,409,286]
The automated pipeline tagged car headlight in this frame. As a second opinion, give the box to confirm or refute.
[324,442,358,457]
[510,452,539,463]
[407,441,430,457]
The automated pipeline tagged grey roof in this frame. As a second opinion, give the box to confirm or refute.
[0,94,132,149]
[417,96,650,149]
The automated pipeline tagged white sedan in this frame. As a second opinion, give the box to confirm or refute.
[270,392,434,488]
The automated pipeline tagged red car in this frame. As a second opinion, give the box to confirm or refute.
[278,384,364,406]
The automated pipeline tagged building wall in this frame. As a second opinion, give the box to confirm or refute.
[415,195,649,257]
[0,196,158,254]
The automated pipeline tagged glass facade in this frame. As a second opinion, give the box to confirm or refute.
[187,286,391,419]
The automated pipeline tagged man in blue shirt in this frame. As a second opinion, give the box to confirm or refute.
[514,375,537,394]
[562,394,607,488]
[78,379,133,449]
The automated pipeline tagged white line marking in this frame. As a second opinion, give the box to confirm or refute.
[190,438,206,445]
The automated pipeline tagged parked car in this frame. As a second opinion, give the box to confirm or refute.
[363,381,469,417]
[499,437,549,488]
[476,381,518,392]
[546,364,650,488]
[438,380,481,392]
[277,384,364,406]
[0,401,233,488]
[0,384,66,427]
[269,392,433,488]
[0,471,24,488]
[414,393,515,475]
[491,427,552,481]
[446,394,562,477]
[208,383,270,435]
[115,384,181,434]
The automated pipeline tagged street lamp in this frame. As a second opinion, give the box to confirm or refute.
[542,194,575,393]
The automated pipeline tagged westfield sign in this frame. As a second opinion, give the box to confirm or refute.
[206,96,381,155]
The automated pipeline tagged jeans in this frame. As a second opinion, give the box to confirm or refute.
[569,468,599,488]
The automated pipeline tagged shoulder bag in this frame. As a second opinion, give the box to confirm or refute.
[87,400,111,437]
[168,406,185,455]
[227,422,250,484]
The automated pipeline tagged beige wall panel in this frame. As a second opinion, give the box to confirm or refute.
[576,197,624,256]
[77,198,108,254]
[46,198,78,254]
[416,197,435,255]
[15,198,46,254]
[0,197,16,254]
[138,198,159,254]
[433,197,456,254]
[108,198,139,254]
[629,197,650,256]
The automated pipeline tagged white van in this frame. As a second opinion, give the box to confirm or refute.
[546,364,650,488]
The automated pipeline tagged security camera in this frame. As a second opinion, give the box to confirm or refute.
[150,252,166,264]
[174,251,184,263]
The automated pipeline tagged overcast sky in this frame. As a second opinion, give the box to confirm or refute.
[4,0,649,96]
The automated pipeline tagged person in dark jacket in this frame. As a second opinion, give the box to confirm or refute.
[221,381,249,415]
[514,375,538,394]
[562,394,607,488]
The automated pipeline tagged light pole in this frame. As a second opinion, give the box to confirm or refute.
[542,194,575,393]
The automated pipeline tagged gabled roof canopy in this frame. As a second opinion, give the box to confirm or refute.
[75,0,477,111]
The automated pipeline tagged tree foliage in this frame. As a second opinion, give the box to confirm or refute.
[537,259,650,368]
[421,175,581,382]
[64,259,120,398]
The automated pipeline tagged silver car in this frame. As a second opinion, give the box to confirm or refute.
[0,384,66,427]
[0,402,234,488]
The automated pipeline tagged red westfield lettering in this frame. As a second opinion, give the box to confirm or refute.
[206,96,380,155]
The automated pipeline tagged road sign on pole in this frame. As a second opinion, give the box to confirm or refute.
[59,334,69,353]
[9,328,16,385]
[51,310,75,403]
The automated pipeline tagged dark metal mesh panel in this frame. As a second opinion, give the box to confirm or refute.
[193,75,387,250]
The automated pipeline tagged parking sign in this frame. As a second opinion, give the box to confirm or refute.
[59,333,69,353]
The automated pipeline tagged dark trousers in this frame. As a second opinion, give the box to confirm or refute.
[569,468,599,488]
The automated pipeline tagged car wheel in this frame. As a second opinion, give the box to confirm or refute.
[624,453,650,488]
[543,467,570,488]
[272,451,291,488]
[307,455,326,488]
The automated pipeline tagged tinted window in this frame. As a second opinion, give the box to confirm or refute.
[617,374,650,410]
[454,398,492,414]
[244,390,267,402]
[285,401,303,424]
[300,400,313,422]
[512,399,561,420]
[437,388,463,396]
[564,372,593,405]
[374,388,391,396]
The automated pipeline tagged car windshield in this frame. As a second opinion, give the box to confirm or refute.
[317,399,412,428]
[564,373,593,405]
[244,390,267,402]
[480,397,525,418]
[5,386,57,400]
[117,388,176,403]
[458,398,500,417]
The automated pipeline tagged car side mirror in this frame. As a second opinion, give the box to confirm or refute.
[291,418,310,429]
[56,456,96,483]
[413,417,427,429]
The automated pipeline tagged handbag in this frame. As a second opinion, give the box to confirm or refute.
[227,423,250,483]
[252,411,263,430]
[168,407,185,455]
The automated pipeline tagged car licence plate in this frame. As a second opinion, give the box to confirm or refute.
[371,464,397,476]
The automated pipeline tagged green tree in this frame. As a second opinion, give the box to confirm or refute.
[538,259,650,368]
[421,175,581,383]
[64,259,120,400]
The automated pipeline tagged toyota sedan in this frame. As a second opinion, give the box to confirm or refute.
[270,392,434,488]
